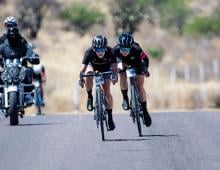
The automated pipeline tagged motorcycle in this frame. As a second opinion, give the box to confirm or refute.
[0,58,34,125]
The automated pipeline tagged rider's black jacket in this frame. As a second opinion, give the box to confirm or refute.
[82,46,117,72]
[0,33,28,46]
[112,42,149,70]
[0,34,7,45]
[0,38,39,67]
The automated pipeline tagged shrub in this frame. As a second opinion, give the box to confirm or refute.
[61,3,105,36]
[109,0,150,35]
[185,16,214,36]
[148,47,164,60]
[158,0,191,35]
[185,11,220,37]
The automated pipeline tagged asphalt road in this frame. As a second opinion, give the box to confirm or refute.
[0,111,220,170]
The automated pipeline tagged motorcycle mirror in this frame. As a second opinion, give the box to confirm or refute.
[28,43,36,49]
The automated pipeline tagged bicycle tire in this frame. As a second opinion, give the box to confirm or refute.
[97,87,105,141]
[131,84,142,137]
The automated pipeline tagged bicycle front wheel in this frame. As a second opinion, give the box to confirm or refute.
[131,85,142,137]
[96,88,105,141]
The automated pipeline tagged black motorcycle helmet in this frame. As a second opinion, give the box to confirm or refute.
[92,35,107,48]
[118,33,134,48]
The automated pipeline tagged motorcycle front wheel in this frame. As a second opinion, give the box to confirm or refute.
[8,92,18,125]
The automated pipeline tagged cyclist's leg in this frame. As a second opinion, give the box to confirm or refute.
[119,67,129,110]
[136,74,152,127]
[40,83,45,106]
[85,65,94,111]
[136,74,146,102]
[103,79,115,130]
[103,79,112,109]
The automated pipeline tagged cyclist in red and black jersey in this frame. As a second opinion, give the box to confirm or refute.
[112,33,152,127]
[79,35,118,130]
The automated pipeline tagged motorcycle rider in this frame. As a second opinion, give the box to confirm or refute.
[0,27,39,106]
[79,35,118,131]
[112,33,152,127]
[32,63,46,106]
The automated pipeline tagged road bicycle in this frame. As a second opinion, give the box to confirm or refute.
[82,71,113,141]
[126,67,144,137]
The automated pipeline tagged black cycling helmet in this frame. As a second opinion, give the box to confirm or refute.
[92,35,107,48]
[118,33,134,48]
[7,27,20,38]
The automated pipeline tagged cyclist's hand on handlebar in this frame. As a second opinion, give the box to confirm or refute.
[145,70,150,77]
[112,77,118,85]
[78,79,85,88]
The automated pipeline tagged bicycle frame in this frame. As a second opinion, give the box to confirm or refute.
[126,68,143,137]
[82,71,112,141]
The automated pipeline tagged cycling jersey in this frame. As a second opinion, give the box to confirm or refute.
[82,46,117,72]
[32,64,46,83]
[112,42,149,70]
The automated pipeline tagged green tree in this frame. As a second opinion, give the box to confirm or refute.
[185,12,220,37]
[61,3,105,36]
[157,0,191,35]
[16,0,56,39]
[110,0,150,35]
[185,16,213,36]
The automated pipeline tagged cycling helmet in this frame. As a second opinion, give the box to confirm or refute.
[92,35,107,48]
[7,27,20,38]
[4,16,18,27]
[118,33,134,48]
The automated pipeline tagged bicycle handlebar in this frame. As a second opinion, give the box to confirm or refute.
[82,71,113,78]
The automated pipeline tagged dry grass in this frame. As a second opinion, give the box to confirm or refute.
[1,0,220,115]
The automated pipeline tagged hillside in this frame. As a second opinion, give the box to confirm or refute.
[0,0,220,114]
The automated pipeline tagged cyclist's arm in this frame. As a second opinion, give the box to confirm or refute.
[41,66,46,83]
[110,49,118,81]
[111,63,118,81]
[80,50,91,74]
[80,64,87,75]
[140,51,149,70]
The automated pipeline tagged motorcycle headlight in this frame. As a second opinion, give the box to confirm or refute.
[8,66,19,77]
[1,72,7,81]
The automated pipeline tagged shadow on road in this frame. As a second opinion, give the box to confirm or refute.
[142,134,179,138]
[105,134,178,142]
[10,122,65,126]
[105,138,150,142]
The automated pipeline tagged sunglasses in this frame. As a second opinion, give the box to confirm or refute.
[120,47,131,52]
[6,23,17,28]
[95,48,106,53]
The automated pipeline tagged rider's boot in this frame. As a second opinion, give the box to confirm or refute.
[141,101,152,127]
[107,109,115,131]
[121,89,129,110]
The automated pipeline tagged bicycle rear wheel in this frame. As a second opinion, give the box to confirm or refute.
[131,85,142,137]
[96,88,105,141]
